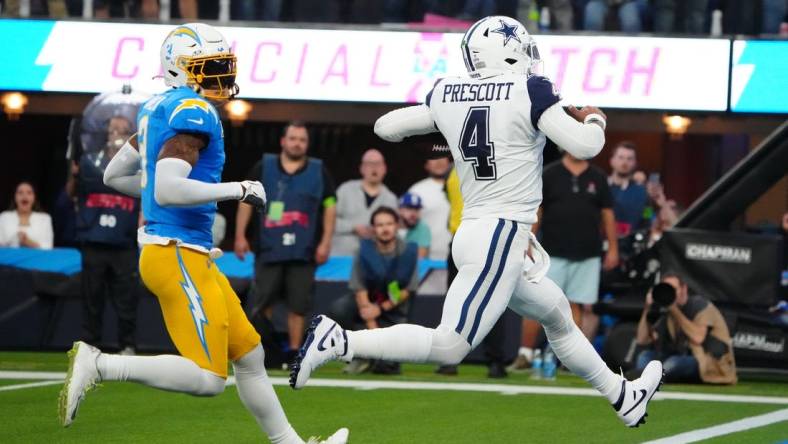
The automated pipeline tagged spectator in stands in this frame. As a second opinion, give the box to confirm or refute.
[180,0,198,18]
[584,0,648,32]
[398,192,431,258]
[330,206,418,375]
[645,178,679,247]
[635,272,737,384]
[1,0,67,17]
[332,148,398,255]
[653,0,708,34]
[72,115,141,355]
[457,0,497,20]
[647,199,680,247]
[767,0,788,35]
[409,156,452,259]
[608,141,648,237]
[516,0,575,31]
[0,182,53,249]
[94,0,158,18]
[384,0,428,22]
[510,151,618,370]
[232,0,281,21]
[290,0,343,22]
[719,0,788,35]
[235,120,337,356]
[52,161,79,247]
[632,170,647,186]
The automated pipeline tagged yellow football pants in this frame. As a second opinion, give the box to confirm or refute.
[139,244,261,377]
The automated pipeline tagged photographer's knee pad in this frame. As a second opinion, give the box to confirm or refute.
[428,325,471,365]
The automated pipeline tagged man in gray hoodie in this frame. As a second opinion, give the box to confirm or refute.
[331,149,398,255]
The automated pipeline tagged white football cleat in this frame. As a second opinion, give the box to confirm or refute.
[307,427,350,444]
[58,341,102,427]
[290,315,351,389]
[612,360,664,428]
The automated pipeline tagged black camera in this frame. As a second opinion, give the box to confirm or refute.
[651,282,677,307]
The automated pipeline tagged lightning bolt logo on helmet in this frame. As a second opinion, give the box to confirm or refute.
[170,26,202,45]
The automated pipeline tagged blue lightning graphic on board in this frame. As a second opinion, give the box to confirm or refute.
[176,249,211,361]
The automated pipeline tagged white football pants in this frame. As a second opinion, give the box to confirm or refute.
[348,217,526,362]
[347,217,621,399]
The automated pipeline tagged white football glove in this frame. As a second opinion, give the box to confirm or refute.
[239,180,267,210]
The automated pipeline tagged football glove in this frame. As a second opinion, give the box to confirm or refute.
[239,180,267,210]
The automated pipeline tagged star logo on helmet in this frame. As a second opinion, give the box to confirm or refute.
[491,20,521,46]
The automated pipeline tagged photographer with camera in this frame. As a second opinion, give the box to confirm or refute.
[635,272,737,384]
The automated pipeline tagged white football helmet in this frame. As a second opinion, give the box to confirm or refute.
[160,23,238,100]
[461,16,542,79]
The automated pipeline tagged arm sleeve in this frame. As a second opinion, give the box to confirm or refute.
[374,105,438,142]
[103,142,143,198]
[537,104,605,160]
[154,158,242,207]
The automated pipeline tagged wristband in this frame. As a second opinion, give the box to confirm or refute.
[584,113,606,130]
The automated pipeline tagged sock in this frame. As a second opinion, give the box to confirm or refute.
[518,347,534,361]
[96,354,225,396]
[232,345,303,444]
[544,322,622,403]
[347,324,433,362]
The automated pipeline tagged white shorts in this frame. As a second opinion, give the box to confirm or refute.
[545,256,601,305]
[442,217,529,348]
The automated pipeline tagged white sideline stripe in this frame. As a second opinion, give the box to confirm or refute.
[0,381,62,392]
[642,408,788,444]
[0,371,66,380]
[2,371,788,406]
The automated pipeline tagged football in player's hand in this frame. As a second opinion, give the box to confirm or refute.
[565,105,607,122]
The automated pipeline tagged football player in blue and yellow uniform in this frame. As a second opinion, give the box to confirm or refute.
[59,23,348,444]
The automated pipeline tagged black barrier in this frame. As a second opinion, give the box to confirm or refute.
[659,228,782,308]
[0,265,522,365]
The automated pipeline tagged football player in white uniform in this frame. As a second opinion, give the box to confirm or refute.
[291,16,663,429]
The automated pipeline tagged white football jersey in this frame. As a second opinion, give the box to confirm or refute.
[427,73,560,224]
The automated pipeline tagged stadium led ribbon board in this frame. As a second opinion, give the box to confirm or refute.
[3,19,730,111]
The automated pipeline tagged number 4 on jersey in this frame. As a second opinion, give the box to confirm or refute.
[459,106,497,181]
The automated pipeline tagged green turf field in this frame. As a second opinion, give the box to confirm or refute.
[1,352,787,443]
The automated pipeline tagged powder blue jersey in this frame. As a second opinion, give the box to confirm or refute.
[138,87,224,249]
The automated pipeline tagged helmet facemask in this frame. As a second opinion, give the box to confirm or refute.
[179,53,239,101]
[521,37,543,76]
